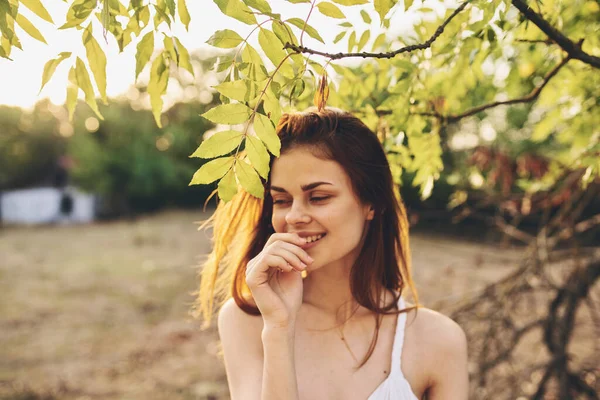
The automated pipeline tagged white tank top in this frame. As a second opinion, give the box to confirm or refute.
[367,297,419,400]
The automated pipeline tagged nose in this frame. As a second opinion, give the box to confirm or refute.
[285,201,311,225]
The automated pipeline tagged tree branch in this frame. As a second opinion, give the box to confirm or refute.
[283,0,472,60]
[416,56,570,123]
[511,0,600,69]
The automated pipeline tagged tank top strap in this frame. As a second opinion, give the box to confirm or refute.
[389,296,408,376]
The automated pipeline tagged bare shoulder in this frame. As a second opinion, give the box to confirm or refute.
[405,305,467,354]
[217,298,265,400]
[404,305,469,398]
[217,297,264,343]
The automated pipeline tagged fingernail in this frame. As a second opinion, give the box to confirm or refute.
[307,256,314,263]
[300,263,307,269]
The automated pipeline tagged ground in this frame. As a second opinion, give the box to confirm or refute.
[0,210,525,400]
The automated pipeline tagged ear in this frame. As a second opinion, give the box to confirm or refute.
[366,205,375,221]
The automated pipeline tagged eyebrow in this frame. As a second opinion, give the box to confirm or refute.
[270,181,333,193]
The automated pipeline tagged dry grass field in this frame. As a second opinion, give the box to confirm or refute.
[0,210,526,400]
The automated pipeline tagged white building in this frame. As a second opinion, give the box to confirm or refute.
[0,186,96,225]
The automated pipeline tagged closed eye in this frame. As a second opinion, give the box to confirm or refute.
[310,196,330,202]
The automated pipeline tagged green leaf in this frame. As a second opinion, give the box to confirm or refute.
[357,30,370,51]
[242,44,267,80]
[246,135,270,178]
[61,0,97,29]
[20,0,53,23]
[174,37,194,76]
[206,29,244,48]
[39,52,72,94]
[218,168,239,202]
[287,0,311,3]
[347,30,356,52]
[178,0,191,30]
[339,21,352,27]
[163,34,179,63]
[286,17,325,44]
[147,52,169,127]
[83,24,107,103]
[243,0,271,13]
[360,9,371,24]
[316,2,345,18]
[374,0,395,25]
[404,0,414,10]
[213,0,257,25]
[190,130,244,158]
[263,86,282,124]
[253,112,280,156]
[165,0,175,16]
[75,57,103,120]
[371,32,386,50]
[66,66,78,121]
[135,31,154,79]
[332,0,369,4]
[189,156,235,185]
[201,103,253,124]
[15,13,46,43]
[258,28,293,78]
[214,79,257,102]
[333,30,346,44]
[235,159,264,198]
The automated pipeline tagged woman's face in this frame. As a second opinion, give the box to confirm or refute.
[269,147,374,272]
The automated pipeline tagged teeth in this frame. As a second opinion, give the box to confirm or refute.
[307,234,324,243]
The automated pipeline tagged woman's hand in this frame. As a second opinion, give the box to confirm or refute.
[245,233,313,328]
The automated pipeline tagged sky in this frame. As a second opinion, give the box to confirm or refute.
[0,0,430,109]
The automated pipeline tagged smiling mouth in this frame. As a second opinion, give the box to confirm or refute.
[305,233,326,243]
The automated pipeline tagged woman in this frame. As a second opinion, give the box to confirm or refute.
[196,108,468,399]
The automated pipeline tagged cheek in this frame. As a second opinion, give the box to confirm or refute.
[271,210,286,231]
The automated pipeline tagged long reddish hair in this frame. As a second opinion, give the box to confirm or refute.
[195,107,418,367]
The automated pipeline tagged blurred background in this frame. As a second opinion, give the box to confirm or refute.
[1,0,599,399]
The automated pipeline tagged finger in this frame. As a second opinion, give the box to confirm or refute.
[272,240,314,265]
[271,247,307,271]
[263,254,295,273]
[265,233,306,248]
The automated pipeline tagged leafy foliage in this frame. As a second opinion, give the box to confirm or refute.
[3,0,599,205]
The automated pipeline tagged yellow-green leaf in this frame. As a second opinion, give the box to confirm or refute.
[333,30,346,44]
[243,0,271,13]
[371,32,386,50]
[15,13,46,44]
[374,0,394,25]
[218,168,238,202]
[147,52,169,127]
[213,0,257,25]
[163,35,179,63]
[206,29,244,48]
[201,103,253,124]
[135,31,154,80]
[347,30,356,52]
[75,57,103,120]
[316,2,345,19]
[286,18,325,44]
[235,159,264,198]
[83,24,107,103]
[242,44,267,80]
[189,156,235,185]
[177,0,191,29]
[357,30,370,51]
[258,28,293,78]
[20,0,54,23]
[174,37,193,76]
[190,130,244,158]
[39,52,72,94]
[332,0,369,4]
[246,135,270,178]
[262,88,282,127]
[360,9,371,24]
[66,66,78,121]
[253,112,280,156]
[215,79,256,102]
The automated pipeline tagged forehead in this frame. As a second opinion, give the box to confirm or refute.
[270,147,349,189]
